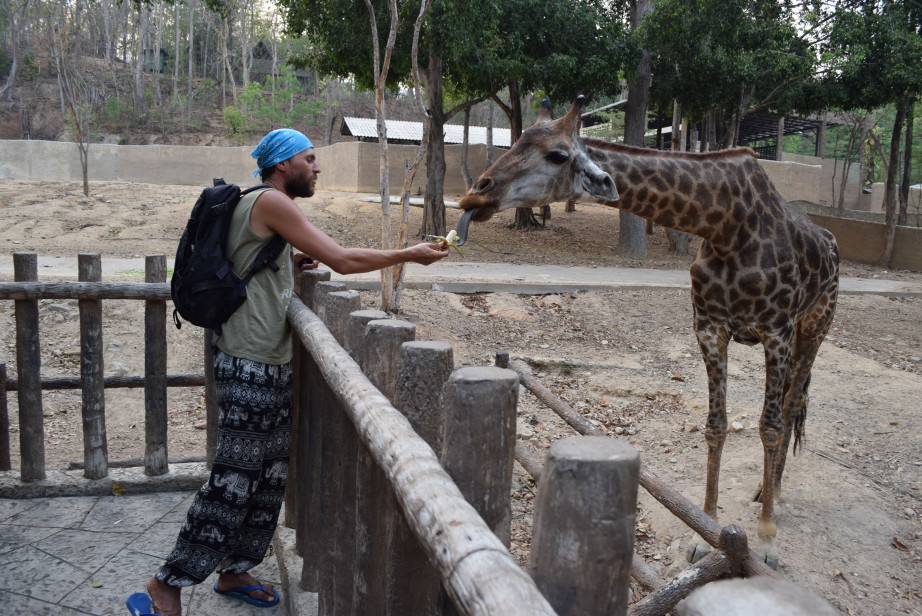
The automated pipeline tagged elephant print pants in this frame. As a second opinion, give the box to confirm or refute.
[156,349,292,587]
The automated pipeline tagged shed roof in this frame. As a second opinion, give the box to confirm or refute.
[341,117,512,148]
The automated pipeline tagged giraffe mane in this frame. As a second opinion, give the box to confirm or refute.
[581,137,759,161]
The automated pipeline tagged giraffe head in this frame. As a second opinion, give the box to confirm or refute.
[455,95,619,245]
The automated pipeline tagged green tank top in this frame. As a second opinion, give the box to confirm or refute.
[215,187,294,365]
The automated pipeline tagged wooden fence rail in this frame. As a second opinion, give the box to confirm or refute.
[286,271,648,616]
[0,252,215,479]
[3,254,810,615]
[494,354,781,615]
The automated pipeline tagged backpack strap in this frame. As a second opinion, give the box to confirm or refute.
[239,185,288,282]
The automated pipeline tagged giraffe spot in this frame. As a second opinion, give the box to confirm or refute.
[705,210,723,226]
[649,174,670,193]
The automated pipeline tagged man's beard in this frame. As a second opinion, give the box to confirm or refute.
[285,173,315,198]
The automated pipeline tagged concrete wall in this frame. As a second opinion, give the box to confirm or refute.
[806,212,922,271]
[3,138,919,270]
[0,139,491,195]
[764,152,863,209]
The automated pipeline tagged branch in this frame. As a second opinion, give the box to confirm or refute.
[444,92,496,123]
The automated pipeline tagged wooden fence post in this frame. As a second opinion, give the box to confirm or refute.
[312,281,346,324]
[78,254,108,479]
[14,252,45,481]
[319,308,386,615]
[286,270,330,526]
[388,341,454,616]
[440,366,519,614]
[529,436,639,616]
[0,363,9,472]
[353,319,416,616]
[296,288,361,591]
[204,329,218,469]
[144,255,168,476]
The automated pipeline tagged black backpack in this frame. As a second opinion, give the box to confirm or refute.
[171,178,287,334]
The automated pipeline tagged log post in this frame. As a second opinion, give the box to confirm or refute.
[312,281,346,324]
[78,254,108,479]
[320,308,386,615]
[295,287,360,589]
[353,319,416,616]
[294,269,331,311]
[325,291,361,345]
[440,366,519,615]
[387,341,454,616]
[144,255,168,476]
[0,364,9,471]
[14,252,45,481]
[529,436,639,616]
[287,269,331,542]
[204,329,218,469]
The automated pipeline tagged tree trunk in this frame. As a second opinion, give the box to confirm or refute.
[172,2,180,101]
[898,94,915,226]
[618,0,654,260]
[186,2,194,117]
[881,91,910,268]
[461,107,473,190]
[421,53,446,239]
[325,78,337,145]
[134,5,147,113]
[509,80,542,231]
[486,100,495,169]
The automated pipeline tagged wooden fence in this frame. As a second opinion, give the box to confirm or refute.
[0,252,220,480]
[0,253,826,615]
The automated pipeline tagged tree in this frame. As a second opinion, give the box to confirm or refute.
[619,0,654,259]
[819,0,922,266]
[641,0,818,147]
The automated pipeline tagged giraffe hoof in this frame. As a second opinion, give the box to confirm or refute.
[686,538,713,564]
[760,546,780,569]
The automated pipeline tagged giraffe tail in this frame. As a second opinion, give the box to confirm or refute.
[791,374,810,455]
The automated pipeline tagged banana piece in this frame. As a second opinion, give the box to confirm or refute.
[427,229,464,256]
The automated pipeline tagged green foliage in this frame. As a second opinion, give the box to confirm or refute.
[223,105,246,134]
[96,98,136,132]
[231,65,323,133]
[641,0,817,120]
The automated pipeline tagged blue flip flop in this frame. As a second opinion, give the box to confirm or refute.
[125,592,163,616]
[212,581,280,608]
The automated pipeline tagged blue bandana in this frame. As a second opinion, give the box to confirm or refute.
[251,129,314,178]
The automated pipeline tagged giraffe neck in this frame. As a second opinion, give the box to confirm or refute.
[584,139,769,246]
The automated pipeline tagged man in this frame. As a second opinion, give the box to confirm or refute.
[143,129,448,615]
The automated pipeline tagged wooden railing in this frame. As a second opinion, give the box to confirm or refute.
[0,252,218,480]
[1,254,826,615]
[286,272,641,615]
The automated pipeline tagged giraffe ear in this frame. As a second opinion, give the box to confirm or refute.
[534,98,553,125]
[575,151,619,203]
[561,95,587,137]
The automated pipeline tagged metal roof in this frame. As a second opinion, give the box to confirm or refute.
[341,117,512,148]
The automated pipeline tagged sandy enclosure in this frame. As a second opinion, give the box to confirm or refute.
[0,179,920,614]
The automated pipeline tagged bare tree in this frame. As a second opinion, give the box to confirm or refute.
[0,0,31,101]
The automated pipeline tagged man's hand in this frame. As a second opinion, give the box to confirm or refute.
[408,242,450,265]
[295,253,319,271]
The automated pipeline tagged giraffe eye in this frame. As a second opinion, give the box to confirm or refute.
[546,150,569,165]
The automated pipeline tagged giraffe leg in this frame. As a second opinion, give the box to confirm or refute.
[774,312,834,496]
[755,334,794,569]
[687,325,728,564]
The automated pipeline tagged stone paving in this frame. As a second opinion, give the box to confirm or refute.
[0,490,288,616]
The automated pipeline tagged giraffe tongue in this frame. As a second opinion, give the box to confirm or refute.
[454,208,475,246]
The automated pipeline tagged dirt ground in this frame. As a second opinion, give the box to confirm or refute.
[1,179,920,615]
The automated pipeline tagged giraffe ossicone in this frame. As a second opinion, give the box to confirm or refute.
[458,96,840,568]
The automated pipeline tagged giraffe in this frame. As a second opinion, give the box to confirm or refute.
[455,96,840,566]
